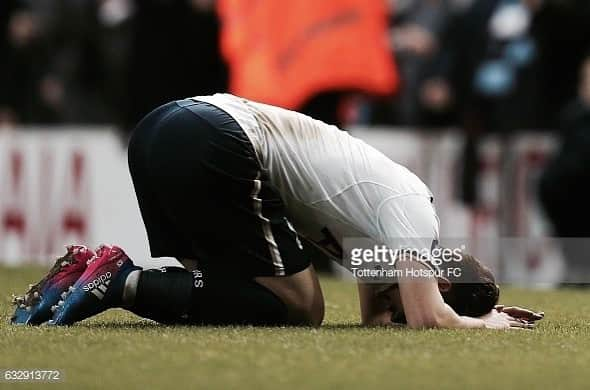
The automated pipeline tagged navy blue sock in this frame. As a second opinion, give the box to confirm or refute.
[129,267,288,326]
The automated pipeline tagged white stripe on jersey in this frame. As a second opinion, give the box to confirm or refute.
[251,171,285,276]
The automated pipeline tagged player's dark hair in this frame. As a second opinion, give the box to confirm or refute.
[442,252,500,317]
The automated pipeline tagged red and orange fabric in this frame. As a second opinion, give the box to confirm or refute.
[217,0,399,109]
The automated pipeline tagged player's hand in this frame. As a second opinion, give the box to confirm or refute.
[494,305,544,323]
[480,310,534,330]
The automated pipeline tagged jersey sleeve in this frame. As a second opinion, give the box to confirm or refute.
[375,194,441,272]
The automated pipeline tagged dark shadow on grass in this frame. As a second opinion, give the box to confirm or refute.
[76,321,408,331]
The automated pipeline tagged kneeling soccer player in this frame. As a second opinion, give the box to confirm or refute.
[11,94,543,329]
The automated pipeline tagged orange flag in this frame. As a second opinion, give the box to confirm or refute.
[217,0,399,109]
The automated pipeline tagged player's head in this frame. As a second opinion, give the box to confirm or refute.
[438,251,500,317]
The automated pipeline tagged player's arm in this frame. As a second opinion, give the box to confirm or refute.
[372,196,540,329]
[395,254,525,329]
[357,282,396,326]
[396,255,482,328]
[356,255,484,328]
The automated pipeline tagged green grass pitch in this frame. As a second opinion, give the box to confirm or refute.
[1,266,590,390]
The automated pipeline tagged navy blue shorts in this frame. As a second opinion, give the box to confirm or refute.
[127,99,310,278]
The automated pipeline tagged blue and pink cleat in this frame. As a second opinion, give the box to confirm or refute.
[11,245,96,325]
[49,245,141,326]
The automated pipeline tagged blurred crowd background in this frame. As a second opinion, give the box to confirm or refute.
[0,0,226,130]
[2,0,590,280]
[2,0,590,132]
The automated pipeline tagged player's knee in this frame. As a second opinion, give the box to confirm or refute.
[287,290,325,327]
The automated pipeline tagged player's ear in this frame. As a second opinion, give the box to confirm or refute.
[437,276,451,292]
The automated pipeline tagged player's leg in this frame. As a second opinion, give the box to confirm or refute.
[51,98,323,326]
[177,258,324,326]
[127,265,293,326]
[140,98,324,325]
[255,265,324,326]
[50,254,321,326]
[50,245,290,326]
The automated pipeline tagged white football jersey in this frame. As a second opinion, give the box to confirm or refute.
[192,94,440,263]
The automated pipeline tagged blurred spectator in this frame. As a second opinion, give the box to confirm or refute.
[0,0,129,125]
[371,0,455,126]
[0,0,55,124]
[40,0,121,123]
[1,0,227,130]
[126,0,227,134]
[531,0,590,128]
[217,0,397,128]
[95,0,135,126]
[432,0,541,132]
[539,55,590,285]
[424,0,542,205]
